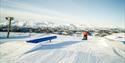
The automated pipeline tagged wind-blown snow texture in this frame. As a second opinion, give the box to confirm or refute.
[0,32,125,63]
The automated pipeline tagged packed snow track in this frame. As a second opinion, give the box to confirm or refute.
[0,33,125,63]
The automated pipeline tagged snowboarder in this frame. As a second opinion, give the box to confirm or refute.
[82,31,89,40]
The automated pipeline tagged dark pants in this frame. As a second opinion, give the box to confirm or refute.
[83,35,87,40]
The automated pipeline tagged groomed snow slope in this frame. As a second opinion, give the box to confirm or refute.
[0,33,125,63]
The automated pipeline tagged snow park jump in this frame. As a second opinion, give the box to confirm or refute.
[26,36,57,43]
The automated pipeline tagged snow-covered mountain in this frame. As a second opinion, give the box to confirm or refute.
[0,16,124,31]
[0,16,81,30]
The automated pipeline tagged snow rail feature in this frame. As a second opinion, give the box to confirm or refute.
[26,36,57,43]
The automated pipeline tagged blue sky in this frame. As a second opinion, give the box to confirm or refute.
[0,0,125,28]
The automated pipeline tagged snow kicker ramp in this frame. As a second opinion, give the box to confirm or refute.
[26,36,57,43]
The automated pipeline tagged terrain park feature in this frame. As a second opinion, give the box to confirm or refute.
[26,36,57,43]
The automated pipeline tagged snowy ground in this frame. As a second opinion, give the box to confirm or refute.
[0,32,125,63]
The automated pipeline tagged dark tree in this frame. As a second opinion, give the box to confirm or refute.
[5,17,14,38]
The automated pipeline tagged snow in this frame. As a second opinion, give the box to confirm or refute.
[0,32,125,63]
[105,33,125,44]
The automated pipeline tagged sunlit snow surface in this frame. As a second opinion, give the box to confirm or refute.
[0,32,125,63]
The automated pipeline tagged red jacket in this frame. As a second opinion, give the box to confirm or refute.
[83,32,88,36]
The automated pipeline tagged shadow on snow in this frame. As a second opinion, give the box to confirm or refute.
[25,40,82,54]
[0,36,29,39]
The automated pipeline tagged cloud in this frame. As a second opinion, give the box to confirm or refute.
[0,0,82,24]
[0,0,124,28]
